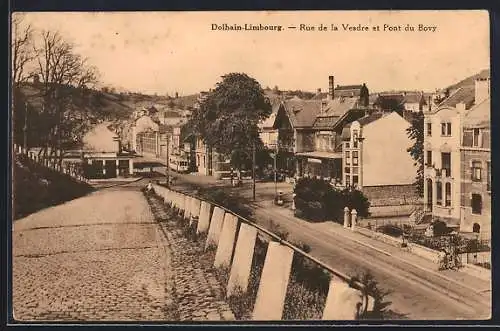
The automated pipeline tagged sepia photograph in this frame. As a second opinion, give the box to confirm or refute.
[11,10,491,322]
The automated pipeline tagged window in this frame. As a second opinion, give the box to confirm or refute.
[345,175,351,187]
[426,151,433,167]
[352,167,359,175]
[445,182,451,207]
[352,151,359,165]
[344,167,350,174]
[473,128,480,147]
[426,123,432,136]
[487,161,491,192]
[441,122,452,136]
[441,152,451,176]
[436,181,442,205]
[472,161,482,181]
[345,151,350,165]
[353,130,359,148]
[471,194,482,214]
[345,142,350,148]
[353,175,359,187]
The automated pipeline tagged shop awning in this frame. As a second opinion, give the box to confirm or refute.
[295,151,343,160]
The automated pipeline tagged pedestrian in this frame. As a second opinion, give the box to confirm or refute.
[146,180,153,192]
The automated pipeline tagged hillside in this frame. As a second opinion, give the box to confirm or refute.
[444,69,490,92]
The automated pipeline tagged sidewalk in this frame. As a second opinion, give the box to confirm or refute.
[253,200,491,294]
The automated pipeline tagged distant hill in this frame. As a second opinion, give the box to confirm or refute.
[444,69,490,92]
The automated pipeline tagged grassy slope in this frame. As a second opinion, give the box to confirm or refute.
[13,155,95,220]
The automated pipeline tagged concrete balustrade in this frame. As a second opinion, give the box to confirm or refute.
[197,201,212,235]
[226,223,257,297]
[252,242,294,320]
[214,213,239,269]
[322,278,365,320]
[205,207,226,250]
[148,188,377,321]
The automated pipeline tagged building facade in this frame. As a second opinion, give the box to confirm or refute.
[424,74,491,237]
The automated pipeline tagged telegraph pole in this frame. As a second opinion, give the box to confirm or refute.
[166,134,170,187]
[23,101,28,155]
[274,142,278,199]
[252,141,256,201]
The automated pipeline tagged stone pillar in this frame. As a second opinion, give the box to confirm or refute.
[227,223,257,297]
[351,209,357,230]
[102,160,106,176]
[322,278,364,320]
[129,159,134,175]
[291,193,296,211]
[205,207,226,250]
[344,207,350,228]
[214,213,239,269]
[197,202,212,234]
[252,242,294,320]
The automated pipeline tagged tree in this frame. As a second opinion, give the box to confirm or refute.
[32,30,99,166]
[12,14,35,84]
[406,110,424,197]
[190,73,272,173]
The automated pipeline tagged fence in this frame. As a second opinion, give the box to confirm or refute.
[16,146,90,184]
[149,183,377,320]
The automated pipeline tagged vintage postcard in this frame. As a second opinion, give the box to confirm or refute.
[11,10,490,322]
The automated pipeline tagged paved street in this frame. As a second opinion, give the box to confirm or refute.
[12,187,175,321]
[166,171,491,320]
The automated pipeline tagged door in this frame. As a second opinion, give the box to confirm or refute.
[105,160,117,178]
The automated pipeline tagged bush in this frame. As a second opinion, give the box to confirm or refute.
[294,177,370,222]
[349,271,392,320]
[377,225,403,237]
[432,220,452,236]
[197,188,253,219]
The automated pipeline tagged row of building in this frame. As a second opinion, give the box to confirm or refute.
[127,73,490,240]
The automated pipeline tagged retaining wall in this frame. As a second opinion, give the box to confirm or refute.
[150,183,375,320]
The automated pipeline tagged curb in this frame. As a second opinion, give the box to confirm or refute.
[329,225,490,295]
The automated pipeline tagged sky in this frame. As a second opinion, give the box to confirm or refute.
[13,10,490,96]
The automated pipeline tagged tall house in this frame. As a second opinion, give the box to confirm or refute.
[423,73,491,235]
[460,97,491,240]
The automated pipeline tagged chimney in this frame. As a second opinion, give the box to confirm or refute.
[328,75,334,100]
[428,95,432,111]
[317,88,321,94]
[474,77,490,105]
[456,102,467,113]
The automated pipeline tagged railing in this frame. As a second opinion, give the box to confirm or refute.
[160,182,366,291]
[149,182,376,320]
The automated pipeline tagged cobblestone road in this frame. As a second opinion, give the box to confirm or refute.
[13,188,176,321]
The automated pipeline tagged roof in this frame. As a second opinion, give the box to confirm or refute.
[334,85,363,98]
[373,94,406,109]
[463,98,490,128]
[318,97,359,118]
[259,112,277,129]
[295,151,342,159]
[282,99,322,128]
[438,86,475,109]
[82,123,119,153]
[343,112,387,131]
[312,116,340,129]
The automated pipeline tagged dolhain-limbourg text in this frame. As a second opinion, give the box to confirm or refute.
[211,23,283,31]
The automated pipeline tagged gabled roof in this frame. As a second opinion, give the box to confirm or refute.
[438,86,475,109]
[281,98,322,128]
[317,97,359,118]
[463,98,490,128]
[343,112,387,129]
